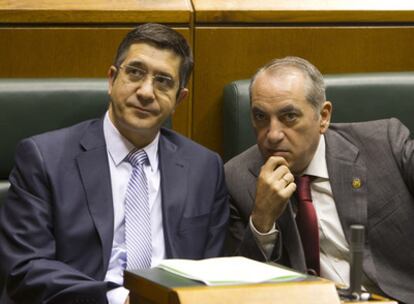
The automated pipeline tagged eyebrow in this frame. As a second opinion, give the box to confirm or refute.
[251,105,263,111]
[251,104,301,116]
[277,105,301,116]
[123,60,145,68]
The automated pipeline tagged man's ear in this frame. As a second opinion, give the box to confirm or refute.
[173,88,189,112]
[107,66,117,95]
[319,101,332,134]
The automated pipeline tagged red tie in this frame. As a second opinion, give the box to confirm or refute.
[296,175,320,276]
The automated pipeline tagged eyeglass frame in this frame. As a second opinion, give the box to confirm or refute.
[116,64,179,93]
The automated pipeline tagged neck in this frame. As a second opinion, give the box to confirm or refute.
[108,110,159,149]
[122,127,158,149]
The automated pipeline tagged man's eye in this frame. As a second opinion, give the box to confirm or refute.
[253,111,266,121]
[284,112,298,122]
[155,76,173,87]
[153,76,175,91]
[127,67,146,78]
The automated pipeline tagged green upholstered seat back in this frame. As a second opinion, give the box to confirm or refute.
[223,72,414,162]
[0,79,109,205]
[0,79,109,179]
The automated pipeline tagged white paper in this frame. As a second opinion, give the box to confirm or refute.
[157,256,305,286]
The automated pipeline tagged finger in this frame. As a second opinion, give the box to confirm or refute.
[281,181,297,197]
[271,164,292,182]
[281,172,294,184]
[263,156,289,172]
[274,171,293,190]
[261,158,291,182]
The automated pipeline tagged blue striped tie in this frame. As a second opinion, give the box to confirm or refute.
[124,149,152,270]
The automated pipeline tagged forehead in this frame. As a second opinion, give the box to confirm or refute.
[251,69,309,110]
[122,42,182,76]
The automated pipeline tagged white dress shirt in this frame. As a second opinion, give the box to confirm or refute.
[102,112,165,304]
[252,135,352,287]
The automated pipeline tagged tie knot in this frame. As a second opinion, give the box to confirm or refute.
[126,149,147,167]
[296,175,312,202]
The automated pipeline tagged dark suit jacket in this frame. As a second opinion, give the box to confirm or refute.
[225,118,414,304]
[0,118,228,304]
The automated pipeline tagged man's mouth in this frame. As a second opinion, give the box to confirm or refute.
[130,105,156,115]
[268,149,290,158]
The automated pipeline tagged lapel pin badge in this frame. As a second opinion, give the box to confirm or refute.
[352,178,362,189]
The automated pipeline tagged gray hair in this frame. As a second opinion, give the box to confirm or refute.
[249,56,326,111]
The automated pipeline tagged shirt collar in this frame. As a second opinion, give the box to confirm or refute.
[303,134,329,179]
[103,112,159,170]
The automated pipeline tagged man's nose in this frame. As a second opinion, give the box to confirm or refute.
[267,119,285,144]
[136,76,155,102]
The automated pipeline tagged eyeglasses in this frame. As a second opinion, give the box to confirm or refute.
[118,64,177,92]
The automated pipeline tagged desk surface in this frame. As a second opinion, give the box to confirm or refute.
[125,267,340,304]
[0,0,192,23]
[125,268,397,304]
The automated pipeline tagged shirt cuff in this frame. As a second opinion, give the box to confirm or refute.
[107,286,129,304]
[249,216,278,260]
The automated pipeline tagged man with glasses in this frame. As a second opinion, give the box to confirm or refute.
[0,23,228,304]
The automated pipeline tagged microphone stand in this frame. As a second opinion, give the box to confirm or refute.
[338,225,370,301]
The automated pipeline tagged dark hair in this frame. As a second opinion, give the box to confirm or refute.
[249,56,326,111]
[113,23,193,89]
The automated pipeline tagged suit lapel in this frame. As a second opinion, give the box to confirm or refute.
[76,119,114,272]
[158,131,188,258]
[325,128,367,242]
[247,146,263,202]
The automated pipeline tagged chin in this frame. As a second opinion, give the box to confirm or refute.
[120,117,156,132]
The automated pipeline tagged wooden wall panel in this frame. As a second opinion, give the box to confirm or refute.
[2,0,414,154]
[192,26,414,154]
[0,27,191,136]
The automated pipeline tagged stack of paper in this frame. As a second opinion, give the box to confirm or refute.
[157,256,306,286]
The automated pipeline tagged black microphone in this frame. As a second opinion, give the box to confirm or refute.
[338,225,366,301]
[349,225,365,297]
